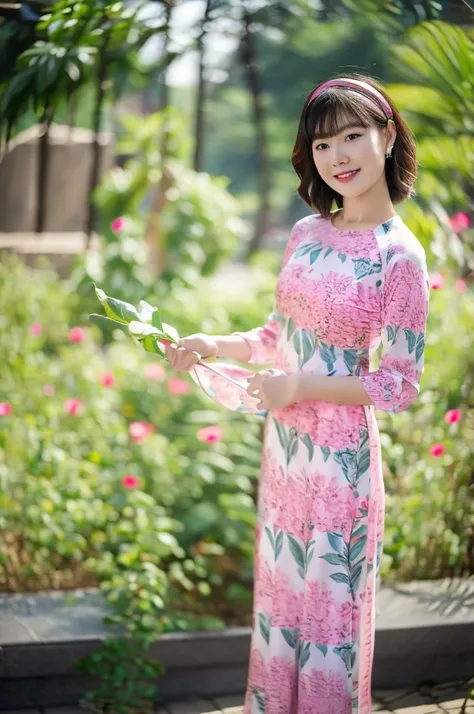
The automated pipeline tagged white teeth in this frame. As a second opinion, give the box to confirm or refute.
[337,170,358,178]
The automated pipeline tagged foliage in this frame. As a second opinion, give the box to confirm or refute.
[378,272,474,582]
[70,109,248,326]
[0,0,167,142]
[0,254,263,709]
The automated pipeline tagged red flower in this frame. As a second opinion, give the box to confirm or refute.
[30,322,43,337]
[144,363,165,381]
[456,279,467,294]
[430,443,445,457]
[0,402,12,416]
[129,421,155,442]
[450,212,470,233]
[65,398,83,415]
[445,409,461,424]
[101,372,115,387]
[429,273,444,290]
[197,425,223,443]
[111,217,126,233]
[167,377,189,395]
[121,474,139,489]
[69,327,85,343]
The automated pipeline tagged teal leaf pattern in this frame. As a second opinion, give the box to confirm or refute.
[258,613,270,645]
[281,628,297,649]
[320,446,331,462]
[301,433,314,461]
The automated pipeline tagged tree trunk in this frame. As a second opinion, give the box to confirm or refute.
[35,106,53,233]
[193,0,212,172]
[241,8,271,260]
[144,0,174,277]
[85,23,111,248]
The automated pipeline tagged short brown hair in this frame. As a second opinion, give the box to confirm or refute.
[291,72,417,217]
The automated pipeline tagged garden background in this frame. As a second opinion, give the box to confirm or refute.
[0,0,473,711]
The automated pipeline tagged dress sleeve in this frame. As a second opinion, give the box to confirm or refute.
[359,252,430,414]
[230,222,302,364]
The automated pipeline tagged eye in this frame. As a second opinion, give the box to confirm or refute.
[313,142,328,151]
[346,133,361,141]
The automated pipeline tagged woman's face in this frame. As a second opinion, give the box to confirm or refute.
[311,118,396,198]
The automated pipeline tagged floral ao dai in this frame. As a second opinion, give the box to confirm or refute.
[191,213,430,714]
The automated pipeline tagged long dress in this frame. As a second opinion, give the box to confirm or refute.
[190,212,430,714]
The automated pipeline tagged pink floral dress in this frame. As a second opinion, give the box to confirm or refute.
[190,213,430,714]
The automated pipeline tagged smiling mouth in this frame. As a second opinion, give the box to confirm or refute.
[334,169,360,179]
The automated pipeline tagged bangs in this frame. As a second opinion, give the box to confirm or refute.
[305,89,387,141]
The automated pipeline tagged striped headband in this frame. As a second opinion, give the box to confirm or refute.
[307,78,393,120]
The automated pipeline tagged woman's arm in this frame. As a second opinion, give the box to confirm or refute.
[293,374,374,406]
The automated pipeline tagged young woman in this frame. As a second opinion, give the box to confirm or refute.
[165,73,430,714]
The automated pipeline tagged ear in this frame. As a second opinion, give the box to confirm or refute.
[386,119,397,149]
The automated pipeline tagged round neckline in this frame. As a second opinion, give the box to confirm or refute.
[328,210,400,234]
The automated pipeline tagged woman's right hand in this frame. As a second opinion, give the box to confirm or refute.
[164,334,218,372]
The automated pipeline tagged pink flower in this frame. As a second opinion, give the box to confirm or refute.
[30,322,43,337]
[450,212,470,233]
[69,327,85,343]
[121,474,139,489]
[43,384,55,396]
[167,377,189,395]
[430,443,445,457]
[159,339,172,346]
[429,273,444,290]
[65,398,83,415]
[129,421,155,442]
[456,279,467,293]
[101,372,115,387]
[0,402,12,416]
[111,217,126,233]
[445,409,462,424]
[197,425,223,443]
[144,363,165,381]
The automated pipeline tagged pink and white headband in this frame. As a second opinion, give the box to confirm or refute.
[307,78,393,120]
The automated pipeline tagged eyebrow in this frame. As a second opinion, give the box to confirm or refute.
[313,123,366,141]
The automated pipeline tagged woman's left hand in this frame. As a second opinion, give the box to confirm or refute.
[246,369,299,411]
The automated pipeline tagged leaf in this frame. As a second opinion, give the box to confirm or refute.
[265,526,275,552]
[327,532,346,556]
[329,572,350,585]
[128,321,162,338]
[343,350,357,375]
[315,643,328,657]
[287,535,305,569]
[287,317,296,341]
[88,314,128,333]
[320,553,346,566]
[288,433,298,464]
[310,247,323,264]
[161,322,180,343]
[275,530,284,560]
[301,330,315,367]
[258,613,270,645]
[338,253,347,263]
[350,563,363,593]
[349,538,366,562]
[356,428,370,480]
[299,641,311,669]
[320,447,330,462]
[281,628,297,649]
[416,333,425,364]
[403,328,417,354]
[301,433,314,462]
[94,285,140,324]
[272,418,288,452]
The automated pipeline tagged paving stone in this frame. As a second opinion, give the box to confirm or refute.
[392,705,443,713]
[373,689,413,703]
[165,700,220,714]
[211,695,244,713]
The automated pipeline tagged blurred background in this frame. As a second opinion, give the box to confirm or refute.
[0,0,473,710]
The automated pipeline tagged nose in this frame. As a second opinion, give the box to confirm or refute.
[332,147,349,167]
